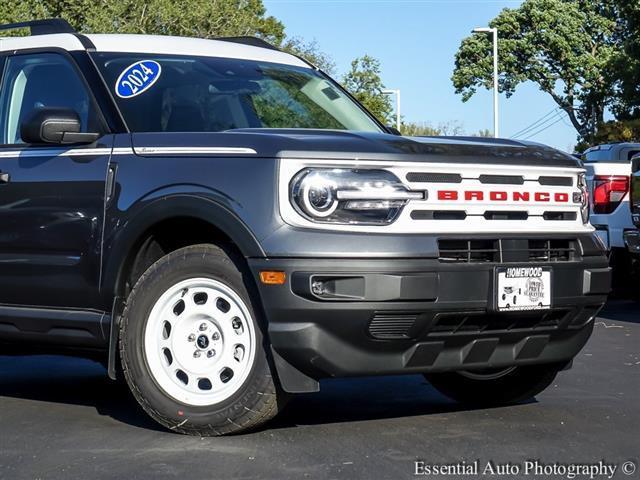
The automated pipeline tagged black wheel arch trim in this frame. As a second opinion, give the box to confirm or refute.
[104,194,265,379]
[102,193,266,301]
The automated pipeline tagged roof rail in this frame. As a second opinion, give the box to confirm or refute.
[0,18,76,36]
[217,36,280,51]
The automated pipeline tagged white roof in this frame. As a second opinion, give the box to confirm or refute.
[0,32,309,68]
[0,33,85,52]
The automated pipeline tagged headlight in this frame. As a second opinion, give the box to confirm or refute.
[575,173,590,224]
[290,168,423,225]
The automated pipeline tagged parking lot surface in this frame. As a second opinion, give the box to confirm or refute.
[0,301,638,480]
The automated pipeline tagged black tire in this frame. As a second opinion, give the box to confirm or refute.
[119,243,284,435]
[425,363,562,407]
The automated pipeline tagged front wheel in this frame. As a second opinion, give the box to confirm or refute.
[424,363,562,407]
[119,244,283,435]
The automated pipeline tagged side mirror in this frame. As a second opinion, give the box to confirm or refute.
[632,154,640,174]
[386,126,402,136]
[20,107,101,145]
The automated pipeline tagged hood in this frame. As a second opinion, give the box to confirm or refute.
[131,129,581,168]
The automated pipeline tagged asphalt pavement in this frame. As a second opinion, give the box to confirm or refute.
[0,301,638,480]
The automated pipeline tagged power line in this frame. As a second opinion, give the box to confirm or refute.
[515,110,566,139]
[510,107,561,139]
[521,113,568,141]
[510,108,560,139]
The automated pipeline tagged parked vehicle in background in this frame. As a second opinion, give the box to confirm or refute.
[624,155,640,297]
[583,143,639,291]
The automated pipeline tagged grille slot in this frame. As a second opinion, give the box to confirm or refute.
[438,240,499,263]
[406,172,462,183]
[411,210,467,220]
[483,211,528,220]
[543,211,577,221]
[369,313,419,339]
[438,238,578,263]
[429,310,570,335]
[479,174,524,185]
[528,239,576,262]
[538,176,573,186]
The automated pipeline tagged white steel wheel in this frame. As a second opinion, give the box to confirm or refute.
[144,277,257,406]
[121,244,283,435]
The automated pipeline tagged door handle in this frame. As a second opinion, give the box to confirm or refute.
[0,172,9,183]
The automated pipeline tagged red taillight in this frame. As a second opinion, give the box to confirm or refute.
[592,175,629,214]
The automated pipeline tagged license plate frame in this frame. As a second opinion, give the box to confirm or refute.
[493,266,552,312]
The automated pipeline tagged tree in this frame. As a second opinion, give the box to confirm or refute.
[473,129,493,138]
[342,55,393,125]
[401,122,441,137]
[436,121,465,136]
[581,119,640,149]
[0,0,336,70]
[612,1,640,119]
[401,121,488,137]
[281,37,336,75]
[0,0,285,42]
[452,0,618,143]
[0,0,339,90]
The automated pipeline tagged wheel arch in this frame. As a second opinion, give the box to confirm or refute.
[103,194,266,380]
[103,194,265,302]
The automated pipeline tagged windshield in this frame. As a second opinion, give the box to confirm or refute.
[91,53,383,133]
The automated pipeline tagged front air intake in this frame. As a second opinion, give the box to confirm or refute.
[438,239,579,263]
[369,313,419,339]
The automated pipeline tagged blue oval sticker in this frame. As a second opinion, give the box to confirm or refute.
[115,60,162,99]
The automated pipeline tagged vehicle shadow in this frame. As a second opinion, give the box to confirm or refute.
[270,375,522,430]
[0,354,523,433]
[0,355,163,432]
[600,300,640,324]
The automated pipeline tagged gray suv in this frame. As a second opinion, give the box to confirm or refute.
[0,19,609,435]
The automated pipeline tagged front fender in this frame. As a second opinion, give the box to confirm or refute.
[101,192,265,301]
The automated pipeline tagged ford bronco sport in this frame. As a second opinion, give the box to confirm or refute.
[0,19,610,435]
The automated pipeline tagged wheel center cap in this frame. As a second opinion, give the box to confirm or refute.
[196,334,209,349]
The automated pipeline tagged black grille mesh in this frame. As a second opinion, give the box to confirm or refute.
[438,239,578,263]
[429,310,570,335]
[369,313,419,339]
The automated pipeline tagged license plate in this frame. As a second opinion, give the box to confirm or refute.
[495,266,552,312]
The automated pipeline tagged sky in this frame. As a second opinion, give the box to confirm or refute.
[264,0,578,152]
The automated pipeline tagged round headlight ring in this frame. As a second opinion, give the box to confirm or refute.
[299,173,339,218]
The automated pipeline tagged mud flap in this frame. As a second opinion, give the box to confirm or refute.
[270,346,320,393]
[107,297,123,380]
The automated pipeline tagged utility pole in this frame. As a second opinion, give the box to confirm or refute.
[472,27,499,138]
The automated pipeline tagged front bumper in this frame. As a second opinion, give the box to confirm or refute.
[249,245,610,390]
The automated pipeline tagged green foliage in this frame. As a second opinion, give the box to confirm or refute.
[612,1,640,119]
[585,119,640,148]
[0,0,286,42]
[342,55,393,125]
[473,129,493,138]
[400,121,485,137]
[281,37,336,75]
[452,0,618,142]
[400,122,441,136]
[0,0,343,101]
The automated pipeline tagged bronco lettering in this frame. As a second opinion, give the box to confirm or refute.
[437,190,570,203]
